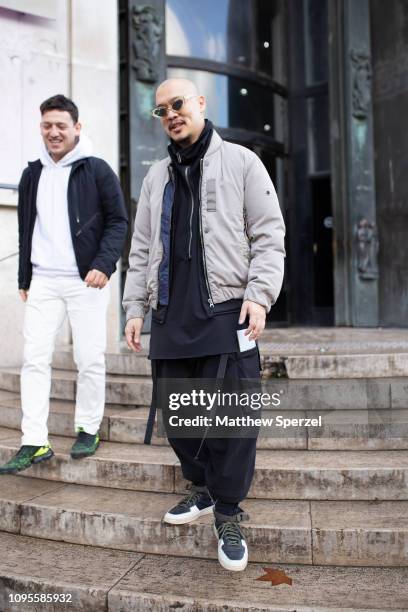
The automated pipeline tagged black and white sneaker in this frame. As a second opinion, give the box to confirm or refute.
[214,510,249,572]
[164,485,214,525]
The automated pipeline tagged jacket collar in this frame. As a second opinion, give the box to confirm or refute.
[27,159,42,171]
[166,128,223,167]
[203,129,223,158]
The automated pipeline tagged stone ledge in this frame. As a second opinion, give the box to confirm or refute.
[0,531,141,612]
[3,395,408,450]
[3,368,408,409]
[1,532,408,611]
[14,481,311,565]
[1,432,408,500]
[0,477,403,566]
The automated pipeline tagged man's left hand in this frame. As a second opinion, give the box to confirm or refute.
[239,300,266,342]
[84,269,108,289]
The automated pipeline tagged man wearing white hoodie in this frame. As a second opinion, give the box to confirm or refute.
[0,95,128,474]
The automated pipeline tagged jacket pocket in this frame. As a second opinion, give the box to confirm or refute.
[75,211,100,237]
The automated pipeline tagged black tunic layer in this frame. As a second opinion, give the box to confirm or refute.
[149,121,246,360]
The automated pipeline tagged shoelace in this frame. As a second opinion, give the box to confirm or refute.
[217,521,244,547]
[178,491,202,509]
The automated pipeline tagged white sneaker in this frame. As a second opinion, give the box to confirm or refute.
[214,516,248,572]
[164,486,214,525]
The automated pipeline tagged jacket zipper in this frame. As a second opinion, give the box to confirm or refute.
[168,165,176,291]
[68,166,81,227]
[184,166,194,259]
[75,211,99,237]
[156,165,176,317]
[198,158,214,310]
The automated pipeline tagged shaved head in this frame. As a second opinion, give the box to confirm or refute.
[156,78,198,102]
[154,78,206,147]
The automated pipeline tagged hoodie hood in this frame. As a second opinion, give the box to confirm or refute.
[40,133,93,168]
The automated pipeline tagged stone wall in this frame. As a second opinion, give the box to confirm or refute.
[0,1,121,366]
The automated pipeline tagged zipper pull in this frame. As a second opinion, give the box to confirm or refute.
[208,297,214,308]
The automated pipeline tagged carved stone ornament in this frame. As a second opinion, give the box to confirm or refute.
[350,49,372,119]
[356,218,379,280]
[131,4,163,83]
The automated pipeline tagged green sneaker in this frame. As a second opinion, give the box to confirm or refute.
[70,428,100,459]
[0,445,54,475]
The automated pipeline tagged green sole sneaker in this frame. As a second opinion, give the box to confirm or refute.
[32,448,54,464]
[70,431,100,460]
[71,442,100,460]
[0,445,54,475]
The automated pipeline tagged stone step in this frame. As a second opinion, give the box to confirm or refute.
[53,344,152,377]
[54,343,408,379]
[2,367,408,410]
[307,407,408,450]
[0,392,158,445]
[1,474,408,567]
[1,532,408,611]
[0,367,152,405]
[0,531,142,612]
[1,427,408,500]
[0,392,305,450]
[273,352,408,379]
[1,392,407,450]
[261,328,408,379]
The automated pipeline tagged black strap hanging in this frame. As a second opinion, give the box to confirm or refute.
[144,360,158,445]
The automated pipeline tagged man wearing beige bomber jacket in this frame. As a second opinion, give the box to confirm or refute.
[123,78,285,572]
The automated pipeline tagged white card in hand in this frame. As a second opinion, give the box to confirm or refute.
[237,328,256,352]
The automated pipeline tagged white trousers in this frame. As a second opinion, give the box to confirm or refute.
[21,276,110,446]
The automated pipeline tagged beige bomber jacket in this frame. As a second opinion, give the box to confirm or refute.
[122,130,286,321]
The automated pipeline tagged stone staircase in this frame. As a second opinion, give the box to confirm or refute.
[1,331,408,611]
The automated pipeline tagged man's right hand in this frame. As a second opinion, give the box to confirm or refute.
[125,317,144,352]
[19,290,28,302]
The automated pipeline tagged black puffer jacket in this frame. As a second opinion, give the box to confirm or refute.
[18,157,128,290]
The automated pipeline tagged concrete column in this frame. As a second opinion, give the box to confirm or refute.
[70,0,123,346]
[0,0,70,366]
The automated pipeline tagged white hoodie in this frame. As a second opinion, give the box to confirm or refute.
[31,135,93,278]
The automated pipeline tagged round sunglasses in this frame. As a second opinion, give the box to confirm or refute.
[151,94,198,118]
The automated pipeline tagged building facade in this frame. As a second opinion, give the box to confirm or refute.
[0,0,407,366]
[0,0,121,366]
[120,0,408,328]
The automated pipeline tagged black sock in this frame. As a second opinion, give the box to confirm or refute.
[215,500,241,516]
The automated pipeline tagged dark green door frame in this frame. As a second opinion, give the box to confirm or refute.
[119,0,168,330]
[328,0,379,326]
